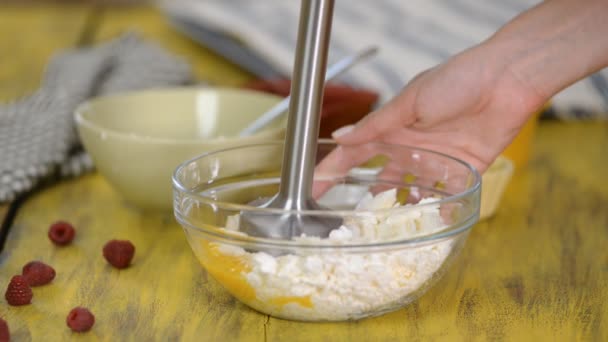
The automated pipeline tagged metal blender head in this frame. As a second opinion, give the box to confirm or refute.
[239,0,342,239]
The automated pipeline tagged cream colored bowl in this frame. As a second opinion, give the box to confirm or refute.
[480,155,514,220]
[75,87,286,211]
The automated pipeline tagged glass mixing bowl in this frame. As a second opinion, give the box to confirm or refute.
[173,140,481,321]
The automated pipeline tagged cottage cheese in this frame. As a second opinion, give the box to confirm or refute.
[211,189,453,321]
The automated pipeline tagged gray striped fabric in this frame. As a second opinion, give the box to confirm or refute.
[162,0,608,119]
[0,33,192,202]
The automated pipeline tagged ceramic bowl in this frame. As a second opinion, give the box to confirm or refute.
[75,87,285,210]
[173,140,481,321]
[480,155,514,220]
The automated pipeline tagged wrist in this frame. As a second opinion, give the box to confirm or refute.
[481,0,608,107]
[478,36,550,111]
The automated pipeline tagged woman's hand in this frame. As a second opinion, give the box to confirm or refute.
[316,44,545,183]
[314,0,608,199]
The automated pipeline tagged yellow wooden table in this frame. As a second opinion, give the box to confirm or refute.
[1,4,607,341]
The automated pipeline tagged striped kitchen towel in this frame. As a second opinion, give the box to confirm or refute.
[161,0,608,120]
[0,33,192,202]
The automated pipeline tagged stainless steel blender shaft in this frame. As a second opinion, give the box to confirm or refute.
[239,0,341,239]
[280,0,333,209]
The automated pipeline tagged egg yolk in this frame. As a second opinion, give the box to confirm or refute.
[199,241,313,309]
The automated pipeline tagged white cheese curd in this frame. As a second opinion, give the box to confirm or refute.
[219,188,453,321]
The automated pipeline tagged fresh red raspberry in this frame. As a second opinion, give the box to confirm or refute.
[66,307,95,332]
[0,318,9,342]
[22,261,56,286]
[102,240,135,269]
[4,275,33,306]
[48,221,76,246]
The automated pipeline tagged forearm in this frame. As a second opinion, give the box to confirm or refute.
[483,0,608,103]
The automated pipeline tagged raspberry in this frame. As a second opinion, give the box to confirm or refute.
[66,307,95,332]
[48,221,76,245]
[22,261,56,286]
[102,240,135,269]
[4,275,33,306]
[0,318,9,342]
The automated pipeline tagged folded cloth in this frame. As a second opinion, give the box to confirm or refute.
[0,33,192,202]
[162,0,608,120]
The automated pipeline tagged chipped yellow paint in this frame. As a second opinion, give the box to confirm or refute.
[1,3,607,341]
[0,174,265,341]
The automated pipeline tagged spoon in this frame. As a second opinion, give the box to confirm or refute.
[239,0,340,239]
[238,45,378,137]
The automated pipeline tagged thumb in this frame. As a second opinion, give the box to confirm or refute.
[330,89,417,144]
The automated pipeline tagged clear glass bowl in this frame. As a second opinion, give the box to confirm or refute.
[173,140,481,321]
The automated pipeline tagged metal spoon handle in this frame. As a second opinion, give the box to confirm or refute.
[278,0,334,208]
[237,41,376,138]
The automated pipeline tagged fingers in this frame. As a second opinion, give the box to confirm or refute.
[312,143,384,199]
[314,131,483,202]
[331,86,418,145]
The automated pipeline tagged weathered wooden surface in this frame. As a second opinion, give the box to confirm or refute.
[0,173,266,341]
[263,121,608,341]
[0,121,606,341]
[1,4,607,341]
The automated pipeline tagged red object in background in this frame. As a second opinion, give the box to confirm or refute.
[243,79,379,138]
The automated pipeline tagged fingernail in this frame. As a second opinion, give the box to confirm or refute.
[331,125,355,139]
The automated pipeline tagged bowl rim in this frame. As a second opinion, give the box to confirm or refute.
[172,140,481,249]
[73,86,286,145]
